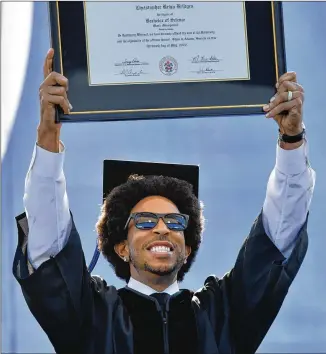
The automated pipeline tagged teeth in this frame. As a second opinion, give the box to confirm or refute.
[150,246,171,253]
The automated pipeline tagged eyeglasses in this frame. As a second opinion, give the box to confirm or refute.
[124,212,189,231]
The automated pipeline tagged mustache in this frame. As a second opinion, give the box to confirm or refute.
[142,235,177,250]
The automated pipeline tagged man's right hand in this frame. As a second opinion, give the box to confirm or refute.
[37,48,70,152]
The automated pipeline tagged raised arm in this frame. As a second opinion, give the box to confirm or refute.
[262,71,315,257]
[229,72,315,352]
[13,49,95,353]
[22,47,71,269]
[196,72,316,354]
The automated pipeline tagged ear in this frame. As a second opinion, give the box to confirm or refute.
[114,241,129,261]
[185,245,191,258]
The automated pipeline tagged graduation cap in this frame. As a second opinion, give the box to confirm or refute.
[102,159,199,199]
[88,159,199,272]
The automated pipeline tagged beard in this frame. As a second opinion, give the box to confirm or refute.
[144,262,178,276]
[129,250,184,277]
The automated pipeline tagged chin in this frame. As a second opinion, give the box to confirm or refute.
[144,263,177,277]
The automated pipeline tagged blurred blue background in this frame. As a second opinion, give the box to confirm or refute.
[2,2,326,353]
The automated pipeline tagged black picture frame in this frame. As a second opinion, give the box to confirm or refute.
[48,1,287,123]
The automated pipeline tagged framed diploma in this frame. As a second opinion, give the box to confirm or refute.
[48,1,287,123]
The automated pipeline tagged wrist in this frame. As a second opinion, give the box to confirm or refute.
[279,121,303,136]
[37,126,60,153]
[278,124,305,150]
[279,127,303,136]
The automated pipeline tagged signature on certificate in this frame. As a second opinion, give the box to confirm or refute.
[115,58,149,66]
[191,66,223,74]
[191,55,221,63]
[197,66,217,74]
[118,68,146,77]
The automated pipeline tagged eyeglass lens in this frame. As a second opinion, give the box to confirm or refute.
[134,212,187,230]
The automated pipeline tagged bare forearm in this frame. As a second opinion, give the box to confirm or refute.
[37,126,60,153]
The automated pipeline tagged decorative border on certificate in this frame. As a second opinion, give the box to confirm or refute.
[82,2,251,86]
[49,1,286,122]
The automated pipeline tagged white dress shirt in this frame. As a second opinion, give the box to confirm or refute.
[127,278,179,296]
[23,138,315,296]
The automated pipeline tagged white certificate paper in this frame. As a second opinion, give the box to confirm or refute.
[84,2,250,85]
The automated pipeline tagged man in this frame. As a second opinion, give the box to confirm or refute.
[13,48,315,354]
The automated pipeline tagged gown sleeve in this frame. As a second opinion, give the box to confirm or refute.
[12,211,96,354]
[197,210,309,354]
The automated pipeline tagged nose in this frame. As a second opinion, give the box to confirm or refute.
[153,218,170,235]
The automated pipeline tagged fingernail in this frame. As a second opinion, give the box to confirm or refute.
[270,96,275,102]
[69,102,73,110]
[265,112,271,118]
[263,104,269,111]
[275,82,279,88]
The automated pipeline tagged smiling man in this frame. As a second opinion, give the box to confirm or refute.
[97,162,202,294]
[116,196,192,283]
[13,49,316,354]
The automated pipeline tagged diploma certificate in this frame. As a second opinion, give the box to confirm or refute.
[84,2,250,85]
[49,1,286,122]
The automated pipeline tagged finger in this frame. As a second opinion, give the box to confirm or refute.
[46,85,68,97]
[42,71,68,89]
[263,91,304,112]
[43,48,54,80]
[276,71,297,88]
[265,98,302,118]
[41,94,70,114]
[41,86,69,107]
[46,85,72,110]
[277,81,304,95]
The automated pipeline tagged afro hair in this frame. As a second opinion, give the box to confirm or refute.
[96,174,205,282]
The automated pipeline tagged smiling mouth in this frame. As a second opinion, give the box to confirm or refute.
[146,242,174,255]
[149,246,173,254]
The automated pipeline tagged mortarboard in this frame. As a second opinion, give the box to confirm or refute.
[88,159,199,273]
[102,159,199,199]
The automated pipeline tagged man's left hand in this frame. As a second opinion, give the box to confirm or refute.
[263,72,304,136]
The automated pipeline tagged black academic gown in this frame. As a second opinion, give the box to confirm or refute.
[12,210,308,354]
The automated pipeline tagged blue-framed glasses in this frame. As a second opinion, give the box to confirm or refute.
[124,212,189,231]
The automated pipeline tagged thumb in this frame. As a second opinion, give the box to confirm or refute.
[43,48,54,79]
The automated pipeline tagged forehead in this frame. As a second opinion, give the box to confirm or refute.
[131,195,180,214]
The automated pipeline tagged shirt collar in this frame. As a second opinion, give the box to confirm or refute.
[127,277,179,296]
